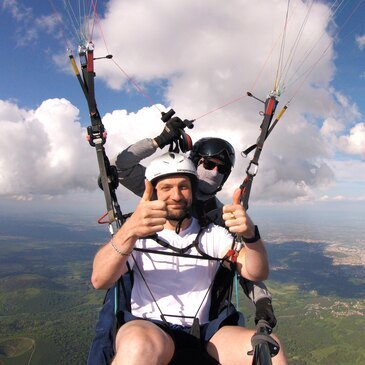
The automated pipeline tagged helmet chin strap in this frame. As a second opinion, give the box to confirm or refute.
[174,212,191,234]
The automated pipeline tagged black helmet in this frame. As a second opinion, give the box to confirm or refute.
[190,137,235,186]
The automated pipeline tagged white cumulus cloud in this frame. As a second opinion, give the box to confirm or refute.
[338,123,365,157]
[3,0,364,205]
[89,0,339,203]
[0,99,96,196]
[0,98,174,199]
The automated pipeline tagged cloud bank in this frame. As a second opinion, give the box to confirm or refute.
[1,0,365,205]
[0,98,167,201]
[0,99,95,198]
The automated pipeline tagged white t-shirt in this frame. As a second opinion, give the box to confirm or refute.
[128,218,233,326]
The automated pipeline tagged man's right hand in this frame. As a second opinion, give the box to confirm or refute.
[154,117,187,149]
[128,180,167,237]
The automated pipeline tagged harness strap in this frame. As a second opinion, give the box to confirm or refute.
[133,248,221,261]
[240,94,278,210]
[143,228,220,260]
[69,44,124,230]
[130,227,238,331]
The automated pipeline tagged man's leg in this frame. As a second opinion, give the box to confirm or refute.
[112,320,175,365]
[206,326,288,365]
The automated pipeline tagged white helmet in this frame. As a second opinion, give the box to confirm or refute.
[145,152,197,185]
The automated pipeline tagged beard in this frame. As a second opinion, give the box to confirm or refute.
[166,202,191,221]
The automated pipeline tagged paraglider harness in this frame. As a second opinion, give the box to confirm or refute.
[119,229,243,339]
[89,225,245,365]
[69,43,280,364]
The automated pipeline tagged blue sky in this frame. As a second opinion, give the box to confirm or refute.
[2,1,363,116]
[0,0,164,117]
[1,0,365,234]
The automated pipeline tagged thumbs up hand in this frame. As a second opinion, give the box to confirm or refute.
[141,179,155,203]
[128,180,167,238]
[223,188,255,238]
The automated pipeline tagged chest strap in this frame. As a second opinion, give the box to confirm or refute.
[134,228,222,261]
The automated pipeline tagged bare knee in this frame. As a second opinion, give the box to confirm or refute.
[207,326,257,364]
[112,320,174,365]
[207,326,288,365]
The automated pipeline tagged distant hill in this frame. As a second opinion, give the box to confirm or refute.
[0,216,107,243]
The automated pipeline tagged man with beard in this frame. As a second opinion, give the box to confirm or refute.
[113,121,275,310]
[91,153,287,365]
[86,122,275,365]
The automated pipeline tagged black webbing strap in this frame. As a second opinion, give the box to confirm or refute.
[130,229,237,335]
[133,248,221,261]
[69,44,123,227]
[240,94,278,210]
[241,104,288,157]
[135,229,221,261]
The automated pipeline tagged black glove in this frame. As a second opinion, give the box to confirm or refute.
[154,117,187,149]
[254,298,277,329]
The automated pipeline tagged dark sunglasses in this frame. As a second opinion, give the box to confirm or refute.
[201,160,229,174]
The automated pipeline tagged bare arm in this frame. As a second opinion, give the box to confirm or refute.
[222,188,269,281]
[91,223,138,290]
[235,242,269,281]
[91,180,167,289]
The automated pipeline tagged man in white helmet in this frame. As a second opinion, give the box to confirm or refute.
[91,153,287,365]
[113,122,275,308]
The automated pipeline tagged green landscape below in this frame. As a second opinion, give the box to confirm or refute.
[0,219,364,365]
